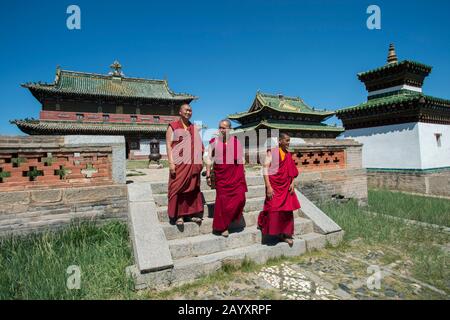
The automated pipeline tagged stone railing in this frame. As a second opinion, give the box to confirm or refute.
[0,136,126,192]
[291,138,367,204]
[0,135,127,236]
[292,149,346,171]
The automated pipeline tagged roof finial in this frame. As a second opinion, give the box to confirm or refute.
[109,60,124,77]
[387,43,398,65]
[55,65,61,83]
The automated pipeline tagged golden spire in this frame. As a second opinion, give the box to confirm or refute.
[387,43,398,65]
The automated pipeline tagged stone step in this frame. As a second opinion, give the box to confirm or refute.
[153,185,266,207]
[156,196,266,223]
[150,175,264,195]
[129,234,307,290]
[161,211,312,241]
[167,219,312,260]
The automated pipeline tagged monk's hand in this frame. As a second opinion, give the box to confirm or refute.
[266,186,274,200]
[169,163,176,177]
[289,182,295,194]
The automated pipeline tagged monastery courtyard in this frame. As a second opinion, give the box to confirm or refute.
[124,165,449,300]
[2,163,447,300]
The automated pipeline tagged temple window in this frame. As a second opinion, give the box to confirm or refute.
[131,116,137,123]
[154,116,160,123]
[435,133,442,147]
[129,140,140,150]
[76,114,84,121]
[103,114,109,122]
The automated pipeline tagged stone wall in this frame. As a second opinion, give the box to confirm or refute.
[293,139,368,205]
[368,169,450,197]
[0,135,128,237]
[0,185,128,237]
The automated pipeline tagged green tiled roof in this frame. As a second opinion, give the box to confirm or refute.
[336,91,450,114]
[232,119,344,133]
[228,92,334,119]
[22,67,197,101]
[11,119,168,134]
[357,60,432,79]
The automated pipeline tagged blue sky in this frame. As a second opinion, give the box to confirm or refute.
[1,0,449,135]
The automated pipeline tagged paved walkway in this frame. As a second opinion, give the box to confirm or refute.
[164,244,448,300]
[132,168,449,300]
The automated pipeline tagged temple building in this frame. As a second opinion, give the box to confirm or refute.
[336,44,450,196]
[11,61,197,159]
[228,91,344,140]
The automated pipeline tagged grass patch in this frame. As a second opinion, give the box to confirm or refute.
[0,221,135,300]
[1,189,448,299]
[319,199,450,293]
[368,189,450,227]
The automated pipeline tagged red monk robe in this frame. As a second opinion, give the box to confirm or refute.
[209,136,247,233]
[258,147,301,238]
[167,120,204,220]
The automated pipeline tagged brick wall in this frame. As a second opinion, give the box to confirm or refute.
[0,136,114,191]
[292,139,368,204]
[0,135,128,237]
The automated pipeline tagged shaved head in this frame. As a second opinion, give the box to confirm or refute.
[279,132,290,140]
[179,103,193,121]
[179,103,191,111]
[219,119,231,129]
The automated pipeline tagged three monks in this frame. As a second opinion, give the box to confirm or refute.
[166,104,204,226]
[166,106,300,244]
[205,120,247,237]
[257,133,301,246]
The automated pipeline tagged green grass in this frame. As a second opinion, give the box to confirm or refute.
[1,189,449,299]
[0,221,135,300]
[368,189,450,227]
[319,199,450,292]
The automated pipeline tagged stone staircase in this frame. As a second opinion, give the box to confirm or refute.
[126,175,344,290]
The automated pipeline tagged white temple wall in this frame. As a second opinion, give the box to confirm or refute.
[339,122,422,169]
[418,123,450,169]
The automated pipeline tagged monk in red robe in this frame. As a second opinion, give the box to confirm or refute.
[166,104,204,226]
[258,132,300,246]
[205,120,247,237]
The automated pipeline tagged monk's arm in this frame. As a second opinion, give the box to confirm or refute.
[263,150,273,198]
[205,143,213,177]
[166,126,175,174]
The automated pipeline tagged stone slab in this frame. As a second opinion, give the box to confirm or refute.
[127,182,173,273]
[295,189,342,234]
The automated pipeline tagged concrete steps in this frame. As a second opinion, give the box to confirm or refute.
[127,177,344,290]
[149,175,264,195]
[153,185,266,207]
[156,196,267,222]
[129,234,306,290]
[128,231,337,290]
[167,219,313,259]
[161,210,313,240]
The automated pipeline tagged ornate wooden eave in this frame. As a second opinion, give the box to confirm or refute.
[11,119,168,136]
[337,95,450,129]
